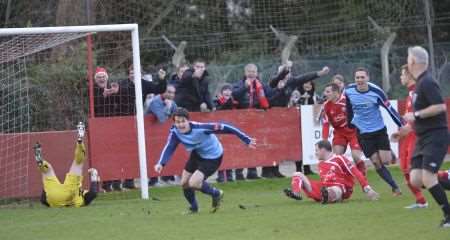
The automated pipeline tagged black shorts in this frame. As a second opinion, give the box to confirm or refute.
[411,129,448,173]
[357,127,391,158]
[184,151,223,179]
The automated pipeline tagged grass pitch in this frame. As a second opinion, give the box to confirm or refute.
[1,164,450,240]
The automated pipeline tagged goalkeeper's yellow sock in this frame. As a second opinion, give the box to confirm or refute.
[38,160,50,173]
[74,142,86,165]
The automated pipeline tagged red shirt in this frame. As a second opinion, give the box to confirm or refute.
[405,84,416,114]
[404,84,417,142]
[322,94,356,139]
[318,154,368,191]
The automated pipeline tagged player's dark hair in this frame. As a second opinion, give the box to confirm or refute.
[173,107,190,120]
[315,140,332,152]
[325,83,340,93]
[354,67,370,77]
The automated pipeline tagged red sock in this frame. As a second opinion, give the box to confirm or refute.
[404,173,426,204]
[291,175,303,194]
[356,160,366,176]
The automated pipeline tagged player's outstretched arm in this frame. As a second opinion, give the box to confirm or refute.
[155,130,180,173]
[202,122,254,146]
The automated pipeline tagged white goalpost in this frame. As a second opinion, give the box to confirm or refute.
[0,24,149,200]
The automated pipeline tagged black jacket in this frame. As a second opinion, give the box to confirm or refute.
[268,69,320,107]
[117,75,166,116]
[174,68,213,112]
[93,84,119,117]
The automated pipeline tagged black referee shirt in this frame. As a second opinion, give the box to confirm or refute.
[413,70,448,135]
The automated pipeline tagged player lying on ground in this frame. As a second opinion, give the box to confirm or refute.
[35,122,99,207]
[284,140,379,203]
[154,107,256,213]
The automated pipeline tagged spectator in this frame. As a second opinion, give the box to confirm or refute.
[92,67,123,191]
[93,67,119,117]
[214,84,238,182]
[168,63,189,89]
[174,59,214,112]
[268,61,329,107]
[146,84,177,122]
[116,65,167,189]
[295,80,322,175]
[287,90,301,108]
[146,84,178,186]
[232,63,271,180]
[267,61,330,178]
[298,81,320,105]
[117,65,167,116]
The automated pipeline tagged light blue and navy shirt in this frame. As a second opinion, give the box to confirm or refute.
[157,121,252,166]
[344,82,404,134]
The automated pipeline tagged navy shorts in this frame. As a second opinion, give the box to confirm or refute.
[411,129,448,173]
[357,127,391,158]
[184,151,223,178]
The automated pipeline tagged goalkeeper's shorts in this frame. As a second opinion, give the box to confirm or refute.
[43,174,84,207]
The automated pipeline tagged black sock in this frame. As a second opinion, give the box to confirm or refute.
[90,181,98,193]
[375,165,398,190]
[428,184,450,217]
[439,178,450,191]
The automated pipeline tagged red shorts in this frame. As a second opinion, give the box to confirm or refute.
[305,179,353,202]
[399,133,416,174]
[333,130,361,151]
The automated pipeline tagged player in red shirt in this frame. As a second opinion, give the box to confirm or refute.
[284,140,379,203]
[391,65,428,208]
[321,83,367,175]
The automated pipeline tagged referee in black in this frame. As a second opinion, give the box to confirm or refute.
[404,46,449,227]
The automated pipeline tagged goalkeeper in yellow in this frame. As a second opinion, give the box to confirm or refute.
[35,122,99,207]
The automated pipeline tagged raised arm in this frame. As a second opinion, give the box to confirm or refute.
[269,68,290,88]
[286,66,329,88]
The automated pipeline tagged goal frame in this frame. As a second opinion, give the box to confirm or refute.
[0,24,150,200]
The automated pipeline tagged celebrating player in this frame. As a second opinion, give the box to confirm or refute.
[35,122,99,208]
[322,83,366,175]
[154,107,256,213]
[284,140,379,203]
[345,67,403,195]
[391,65,428,209]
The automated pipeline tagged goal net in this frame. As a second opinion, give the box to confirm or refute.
[0,24,149,203]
